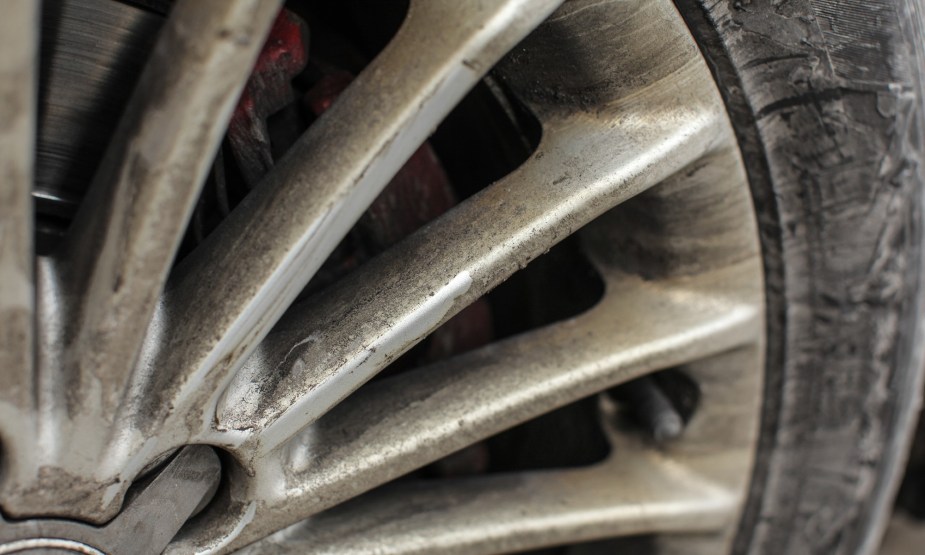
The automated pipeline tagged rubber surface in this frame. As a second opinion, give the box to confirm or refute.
[674,1,925,553]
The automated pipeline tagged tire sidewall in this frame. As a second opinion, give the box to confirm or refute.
[675,1,925,553]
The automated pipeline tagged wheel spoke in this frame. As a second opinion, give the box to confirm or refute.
[133,0,563,441]
[211,60,727,454]
[3,0,283,522]
[275,267,758,504]
[243,445,737,555]
[58,0,282,417]
[0,0,38,465]
[173,265,758,552]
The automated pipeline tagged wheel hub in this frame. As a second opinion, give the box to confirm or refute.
[0,447,220,555]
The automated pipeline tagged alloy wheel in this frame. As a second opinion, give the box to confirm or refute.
[0,0,765,553]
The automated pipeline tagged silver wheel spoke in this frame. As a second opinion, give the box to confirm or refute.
[0,0,38,471]
[272,267,758,509]
[173,265,758,553]
[130,0,563,442]
[56,0,281,415]
[245,444,736,555]
[212,64,724,457]
[212,61,726,454]
[58,0,282,413]
[4,0,282,521]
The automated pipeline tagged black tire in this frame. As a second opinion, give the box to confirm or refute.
[675,1,925,553]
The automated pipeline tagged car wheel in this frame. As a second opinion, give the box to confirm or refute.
[0,0,922,554]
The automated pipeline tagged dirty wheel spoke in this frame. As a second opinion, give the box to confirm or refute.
[244,445,737,555]
[132,0,563,443]
[214,88,726,454]
[0,0,39,474]
[175,266,759,553]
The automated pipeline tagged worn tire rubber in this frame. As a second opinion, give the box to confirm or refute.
[674,1,925,554]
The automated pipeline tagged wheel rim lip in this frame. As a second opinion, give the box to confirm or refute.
[0,2,760,552]
[0,538,105,555]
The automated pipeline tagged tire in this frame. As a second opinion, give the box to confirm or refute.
[675,1,925,553]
